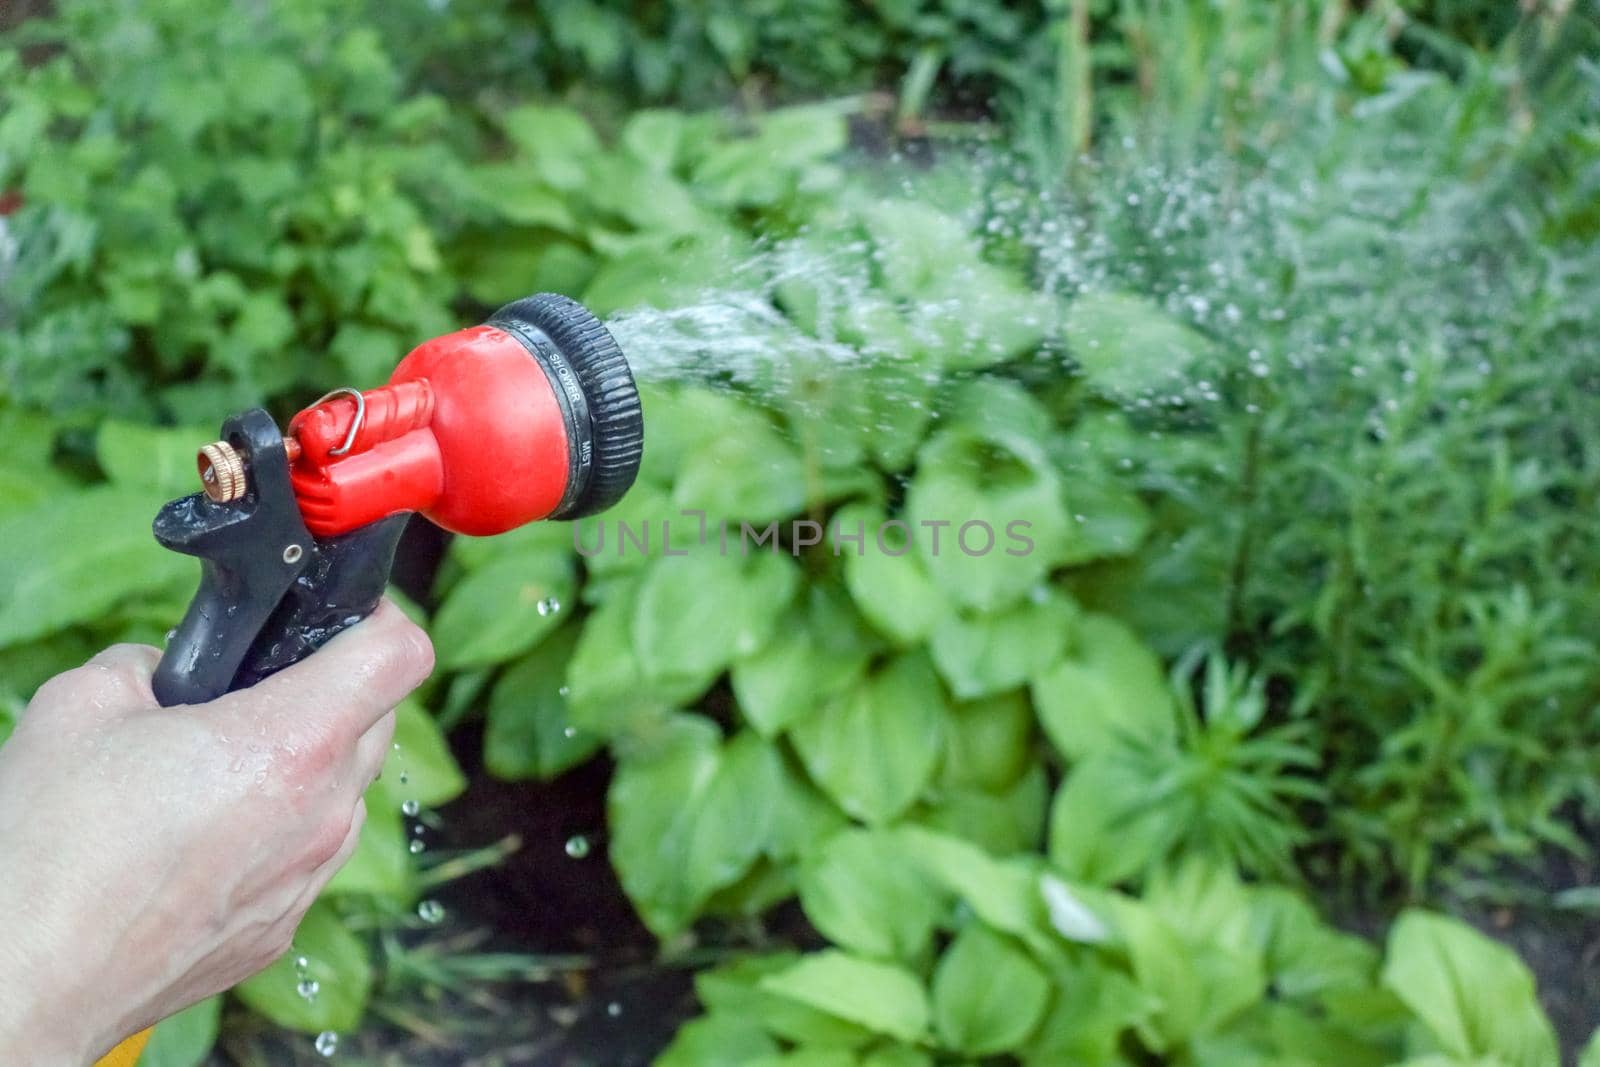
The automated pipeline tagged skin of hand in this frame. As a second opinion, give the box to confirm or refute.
[0,600,433,1065]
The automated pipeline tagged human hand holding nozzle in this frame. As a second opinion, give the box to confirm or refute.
[0,293,642,1064]
[0,603,430,1064]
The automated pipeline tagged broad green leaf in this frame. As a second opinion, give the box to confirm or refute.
[632,548,800,695]
[759,951,930,1044]
[138,996,220,1067]
[430,546,575,670]
[1065,291,1214,397]
[621,109,693,172]
[1380,910,1558,1067]
[861,1049,932,1067]
[469,163,580,229]
[1581,1029,1600,1067]
[863,199,975,299]
[655,1014,780,1067]
[929,593,1077,700]
[895,826,1056,956]
[939,691,1036,791]
[696,953,874,1048]
[906,427,1074,612]
[1251,887,1378,998]
[635,385,781,486]
[790,653,946,825]
[917,763,1049,855]
[797,828,944,961]
[582,237,745,317]
[566,577,690,737]
[1047,754,1168,884]
[1107,892,1267,1049]
[1032,613,1174,760]
[236,901,371,1033]
[609,719,781,937]
[501,105,601,190]
[672,423,808,524]
[840,504,950,646]
[1058,473,1152,563]
[745,1052,857,1067]
[96,421,216,495]
[933,924,1051,1054]
[387,698,467,806]
[485,626,602,780]
[731,582,874,737]
[1021,956,1155,1067]
[0,487,190,648]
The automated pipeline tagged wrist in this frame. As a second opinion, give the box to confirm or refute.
[0,859,103,1066]
[0,936,96,1066]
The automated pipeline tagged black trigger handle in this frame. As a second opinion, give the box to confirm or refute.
[151,408,409,708]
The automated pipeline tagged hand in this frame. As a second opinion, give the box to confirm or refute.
[0,600,433,1065]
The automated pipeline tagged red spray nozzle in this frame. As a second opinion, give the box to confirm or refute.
[285,294,643,538]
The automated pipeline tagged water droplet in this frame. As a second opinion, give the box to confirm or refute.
[401,799,420,817]
[315,1031,338,1057]
[562,726,577,738]
[409,840,426,855]
[298,979,320,1000]
[565,835,591,859]
[536,597,562,617]
[417,899,445,924]
[606,1001,622,1018]
[398,771,409,785]
[294,955,310,972]
[558,685,570,697]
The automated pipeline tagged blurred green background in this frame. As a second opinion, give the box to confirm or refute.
[1,1,1597,1064]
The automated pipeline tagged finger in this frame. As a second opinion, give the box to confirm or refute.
[218,600,433,749]
[299,798,368,906]
[28,644,162,720]
[349,709,397,799]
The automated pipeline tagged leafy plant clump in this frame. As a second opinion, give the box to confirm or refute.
[2,0,1597,1062]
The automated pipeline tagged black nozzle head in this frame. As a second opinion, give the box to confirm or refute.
[488,293,644,520]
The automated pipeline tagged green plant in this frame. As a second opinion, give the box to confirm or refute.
[2,0,1593,1060]
[0,0,474,420]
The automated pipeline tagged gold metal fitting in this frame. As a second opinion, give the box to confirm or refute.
[197,441,247,503]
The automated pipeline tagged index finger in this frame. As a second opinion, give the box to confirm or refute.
[214,599,435,749]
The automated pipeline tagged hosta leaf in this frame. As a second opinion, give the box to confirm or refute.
[609,718,781,937]
[236,901,371,1033]
[96,421,217,495]
[895,826,1055,956]
[430,547,575,670]
[840,504,950,646]
[731,582,875,737]
[759,951,930,1044]
[797,828,944,961]
[696,953,874,1048]
[1033,613,1174,760]
[1065,291,1214,397]
[929,592,1077,700]
[932,924,1051,1054]
[632,547,800,693]
[790,653,946,825]
[1380,910,1558,1067]
[0,487,190,648]
[138,996,220,1067]
[485,626,602,780]
[655,1014,779,1067]
[939,690,1036,791]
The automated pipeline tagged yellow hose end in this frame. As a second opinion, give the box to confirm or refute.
[95,1029,152,1067]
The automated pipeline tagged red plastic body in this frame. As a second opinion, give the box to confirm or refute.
[287,325,572,537]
